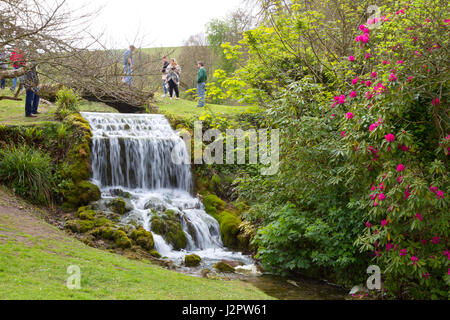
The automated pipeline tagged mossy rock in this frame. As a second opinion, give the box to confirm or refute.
[185,254,202,267]
[65,219,95,233]
[64,181,101,209]
[113,230,132,249]
[130,227,155,251]
[108,198,130,215]
[110,189,133,199]
[150,250,162,258]
[213,262,235,273]
[218,211,242,249]
[93,217,113,228]
[77,209,96,220]
[203,194,226,212]
[92,227,115,240]
[151,212,187,250]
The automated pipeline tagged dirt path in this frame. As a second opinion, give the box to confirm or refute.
[0,187,66,245]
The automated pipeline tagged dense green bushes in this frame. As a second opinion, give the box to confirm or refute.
[211,0,449,298]
[55,87,80,120]
[0,145,54,205]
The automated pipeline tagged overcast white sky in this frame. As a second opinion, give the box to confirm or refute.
[70,0,244,49]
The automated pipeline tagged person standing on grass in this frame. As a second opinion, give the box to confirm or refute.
[161,56,169,97]
[23,66,40,118]
[10,48,25,91]
[196,61,207,108]
[0,51,8,89]
[123,45,135,86]
[166,58,181,100]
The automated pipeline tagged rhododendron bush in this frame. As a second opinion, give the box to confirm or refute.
[219,0,448,299]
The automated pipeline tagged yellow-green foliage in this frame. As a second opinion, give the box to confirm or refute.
[130,227,155,251]
[185,254,202,267]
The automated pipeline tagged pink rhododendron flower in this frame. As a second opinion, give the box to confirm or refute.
[385,133,395,142]
[397,60,404,65]
[389,73,397,82]
[371,185,376,192]
[341,131,347,137]
[422,273,430,279]
[330,114,335,119]
[370,194,377,200]
[429,186,438,194]
[352,77,359,85]
[366,91,374,100]
[373,201,378,207]
[397,176,403,183]
[348,56,355,61]
[378,193,386,201]
[366,80,372,87]
[407,76,414,82]
[437,190,445,199]
[381,220,388,227]
[365,53,372,59]
[346,112,354,119]
[400,249,407,256]
[432,98,440,106]
[366,222,372,228]
[396,164,405,172]
[382,60,390,65]
[415,213,423,221]
[432,237,440,244]
[399,145,410,152]
[386,243,394,251]
[334,95,346,105]
[371,72,377,78]
[411,256,418,266]
[350,91,357,98]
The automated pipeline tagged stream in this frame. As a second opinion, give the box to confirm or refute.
[81,112,346,300]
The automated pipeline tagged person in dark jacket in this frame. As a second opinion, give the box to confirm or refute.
[165,58,181,99]
[161,56,169,97]
[23,66,40,117]
[196,61,207,107]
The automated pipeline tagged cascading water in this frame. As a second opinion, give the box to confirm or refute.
[81,112,252,267]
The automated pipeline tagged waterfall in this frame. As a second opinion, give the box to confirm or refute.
[81,112,252,265]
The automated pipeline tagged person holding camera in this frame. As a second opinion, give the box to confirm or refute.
[166,58,181,100]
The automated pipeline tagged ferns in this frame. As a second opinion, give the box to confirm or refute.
[0,145,54,205]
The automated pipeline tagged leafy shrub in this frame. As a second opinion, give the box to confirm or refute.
[0,145,54,205]
[55,87,80,120]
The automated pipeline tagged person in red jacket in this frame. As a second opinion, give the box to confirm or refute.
[10,49,25,91]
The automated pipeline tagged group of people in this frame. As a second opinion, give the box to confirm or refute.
[123,45,207,108]
[0,48,40,118]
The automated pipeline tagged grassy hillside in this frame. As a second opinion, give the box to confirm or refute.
[0,187,272,300]
[156,98,255,120]
[0,91,117,126]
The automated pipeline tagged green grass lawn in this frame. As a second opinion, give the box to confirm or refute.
[0,90,117,126]
[156,98,255,120]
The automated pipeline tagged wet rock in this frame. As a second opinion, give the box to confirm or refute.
[235,265,263,277]
[185,254,202,267]
[213,262,235,273]
[201,269,211,278]
[108,198,132,215]
[110,189,133,199]
[221,260,243,268]
[144,197,166,211]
